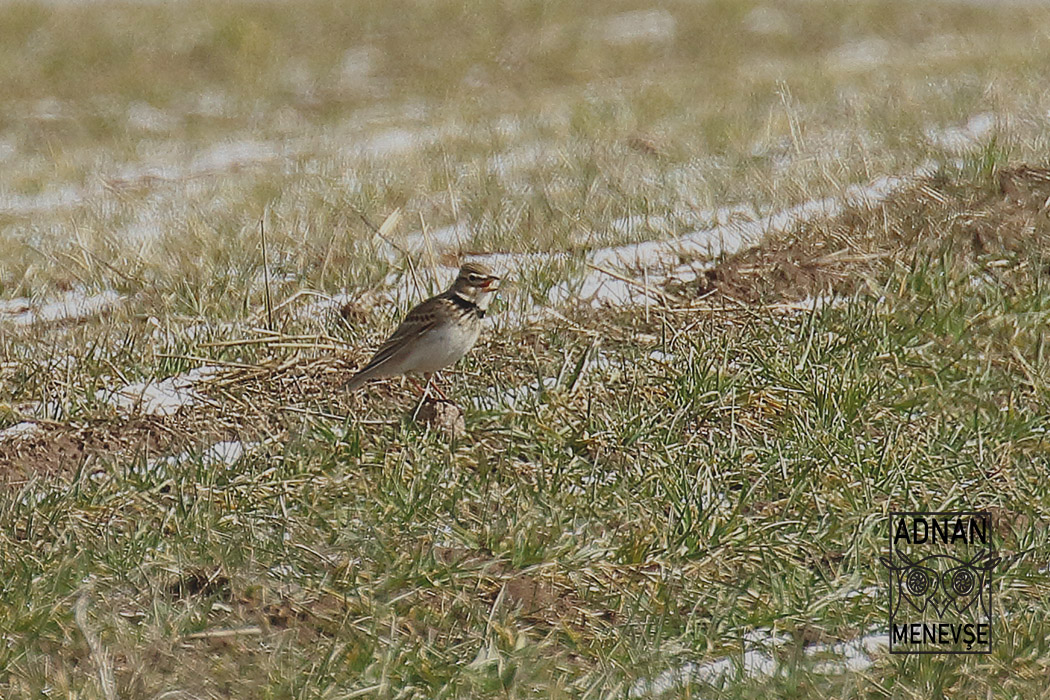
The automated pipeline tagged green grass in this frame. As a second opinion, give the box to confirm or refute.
[4,165,1050,697]
[2,0,1050,697]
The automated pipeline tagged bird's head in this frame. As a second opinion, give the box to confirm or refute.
[451,261,500,308]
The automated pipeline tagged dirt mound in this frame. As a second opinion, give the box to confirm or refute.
[0,355,357,482]
[687,165,1050,304]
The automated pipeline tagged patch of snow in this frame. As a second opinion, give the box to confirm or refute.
[632,650,778,696]
[363,128,418,156]
[566,468,620,496]
[476,376,559,410]
[127,101,177,132]
[486,142,555,179]
[190,90,231,118]
[0,185,85,215]
[340,46,377,88]
[597,10,677,44]
[173,321,238,342]
[99,366,221,417]
[368,167,931,328]
[776,294,854,315]
[560,170,925,309]
[609,214,676,237]
[547,273,648,308]
[665,260,714,285]
[193,140,277,172]
[743,6,795,37]
[631,627,889,696]
[0,421,42,442]
[32,98,64,121]
[142,440,260,480]
[827,38,891,72]
[296,290,358,326]
[0,298,30,315]
[475,350,614,409]
[120,216,167,249]
[353,127,444,159]
[113,139,281,183]
[0,138,15,162]
[926,113,996,154]
[0,289,121,326]
[608,207,759,238]
[807,631,889,674]
[197,440,254,466]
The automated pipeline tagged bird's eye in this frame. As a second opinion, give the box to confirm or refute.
[469,274,482,282]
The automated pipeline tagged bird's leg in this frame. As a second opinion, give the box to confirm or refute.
[409,375,430,421]
[426,372,450,402]
[406,375,426,394]
[408,375,450,420]
[406,374,446,400]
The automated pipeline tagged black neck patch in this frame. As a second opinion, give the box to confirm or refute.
[449,292,485,319]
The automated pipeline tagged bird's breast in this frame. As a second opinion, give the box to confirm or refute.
[403,321,482,373]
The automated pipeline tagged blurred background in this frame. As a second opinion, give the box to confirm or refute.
[2,0,1049,303]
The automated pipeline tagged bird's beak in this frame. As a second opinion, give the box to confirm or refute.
[482,275,500,290]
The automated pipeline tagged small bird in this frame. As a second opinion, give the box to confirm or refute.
[345,261,500,393]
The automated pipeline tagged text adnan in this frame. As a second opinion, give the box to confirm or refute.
[893,516,987,546]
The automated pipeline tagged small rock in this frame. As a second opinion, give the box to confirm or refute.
[414,398,466,438]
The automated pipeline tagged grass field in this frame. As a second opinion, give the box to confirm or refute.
[2,0,1050,697]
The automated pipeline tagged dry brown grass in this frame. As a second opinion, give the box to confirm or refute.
[4,0,1050,695]
[684,164,1050,305]
[7,163,1050,481]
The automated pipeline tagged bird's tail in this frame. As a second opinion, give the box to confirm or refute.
[343,369,373,392]
[345,348,399,392]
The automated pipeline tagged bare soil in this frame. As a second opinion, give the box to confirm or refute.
[688,165,1050,303]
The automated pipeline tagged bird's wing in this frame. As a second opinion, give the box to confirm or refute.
[354,295,446,375]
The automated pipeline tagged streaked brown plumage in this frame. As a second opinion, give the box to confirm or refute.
[345,262,500,392]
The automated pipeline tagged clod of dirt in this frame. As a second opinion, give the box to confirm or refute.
[166,567,232,600]
[414,398,466,438]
